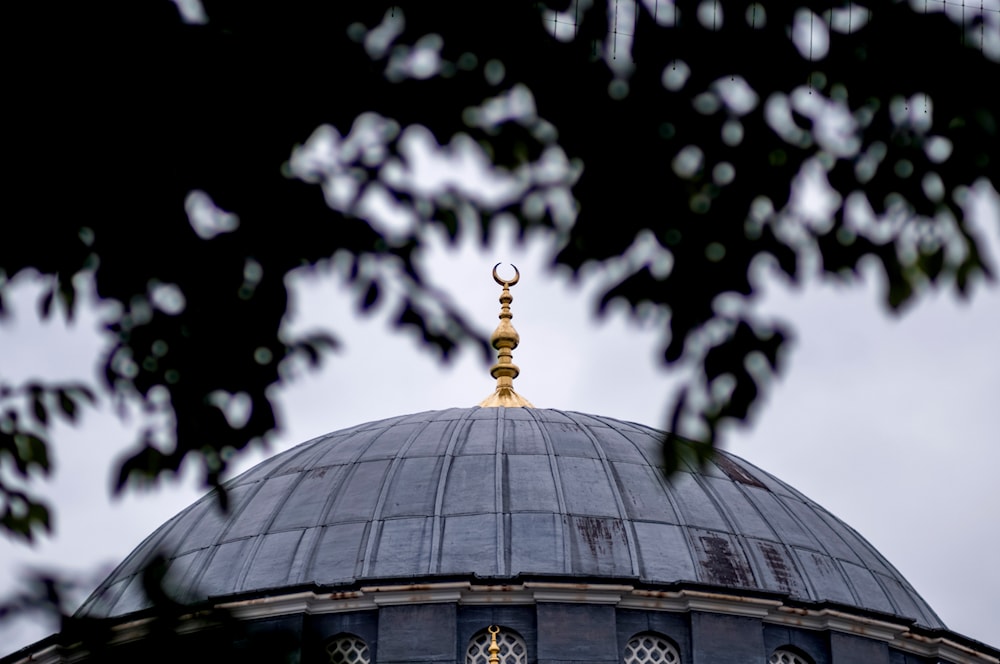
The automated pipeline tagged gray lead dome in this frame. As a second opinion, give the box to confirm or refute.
[80,408,943,629]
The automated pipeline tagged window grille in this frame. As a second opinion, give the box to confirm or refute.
[326,635,371,664]
[466,627,528,664]
[623,633,680,664]
[769,649,812,664]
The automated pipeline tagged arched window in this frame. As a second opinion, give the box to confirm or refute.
[466,626,528,664]
[326,634,371,664]
[769,648,813,664]
[623,632,680,664]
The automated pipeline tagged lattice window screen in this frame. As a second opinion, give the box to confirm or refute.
[623,633,680,664]
[769,650,812,664]
[327,635,371,664]
[466,628,528,664]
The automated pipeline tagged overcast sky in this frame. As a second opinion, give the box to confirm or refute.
[1,187,998,656]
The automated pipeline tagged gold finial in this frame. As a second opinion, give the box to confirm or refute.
[487,625,501,664]
[478,263,534,408]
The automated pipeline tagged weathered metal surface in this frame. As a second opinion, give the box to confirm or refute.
[78,408,945,630]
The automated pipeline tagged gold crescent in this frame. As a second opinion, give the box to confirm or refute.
[492,263,520,287]
[488,625,500,635]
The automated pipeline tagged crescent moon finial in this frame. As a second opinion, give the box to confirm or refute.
[487,625,501,664]
[492,262,520,287]
[479,263,533,408]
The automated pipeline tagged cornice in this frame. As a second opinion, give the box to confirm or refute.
[11,581,996,664]
[213,581,999,663]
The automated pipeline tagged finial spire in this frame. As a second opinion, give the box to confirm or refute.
[479,263,534,408]
[487,626,501,664]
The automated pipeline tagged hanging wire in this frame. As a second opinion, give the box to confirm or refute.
[962,0,966,46]
[981,0,986,54]
[672,0,678,69]
[613,0,619,58]
[635,0,640,62]
[921,0,997,14]
[546,0,996,51]
[917,0,997,13]
[925,0,930,113]
[904,2,909,116]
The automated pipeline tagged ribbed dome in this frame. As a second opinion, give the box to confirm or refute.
[80,408,944,629]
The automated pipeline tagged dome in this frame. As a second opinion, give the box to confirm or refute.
[80,407,944,630]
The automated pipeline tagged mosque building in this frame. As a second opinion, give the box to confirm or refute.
[5,267,998,664]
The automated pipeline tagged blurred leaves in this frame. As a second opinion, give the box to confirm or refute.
[0,382,95,541]
[1,0,998,541]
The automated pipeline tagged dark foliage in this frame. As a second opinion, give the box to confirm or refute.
[2,0,997,542]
